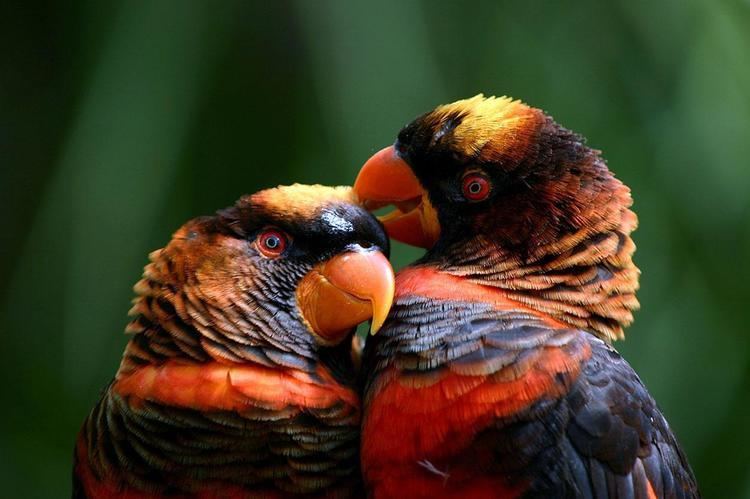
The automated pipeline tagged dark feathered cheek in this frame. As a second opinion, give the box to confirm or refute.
[240,253,305,301]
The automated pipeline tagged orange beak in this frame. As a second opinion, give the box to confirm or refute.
[296,248,395,343]
[353,146,440,248]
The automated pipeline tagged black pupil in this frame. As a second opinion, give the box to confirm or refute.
[469,181,482,193]
[265,235,280,249]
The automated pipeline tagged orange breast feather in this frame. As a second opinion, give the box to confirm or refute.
[113,360,359,413]
[361,267,590,498]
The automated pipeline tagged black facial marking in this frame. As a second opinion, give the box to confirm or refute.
[217,198,389,265]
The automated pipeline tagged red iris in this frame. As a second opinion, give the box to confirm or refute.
[461,173,491,201]
[257,229,288,257]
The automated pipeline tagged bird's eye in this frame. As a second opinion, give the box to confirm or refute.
[257,229,288,257]
[461,172,491,201]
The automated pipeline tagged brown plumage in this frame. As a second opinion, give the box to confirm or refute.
[354,95,698,498]
[74,184,395,498]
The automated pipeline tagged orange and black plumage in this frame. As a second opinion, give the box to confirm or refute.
[73,184,395,498]
[354,95,698,498]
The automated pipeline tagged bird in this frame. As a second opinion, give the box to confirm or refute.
[353,95,699,498]
[73,184,395,498]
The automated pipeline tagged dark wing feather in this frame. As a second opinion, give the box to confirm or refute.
[503,337,700,499]
[560,338,699,499]
[463,333,700,499]
[364,297,699,498]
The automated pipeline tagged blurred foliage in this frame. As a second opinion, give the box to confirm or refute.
[1,0,749,497]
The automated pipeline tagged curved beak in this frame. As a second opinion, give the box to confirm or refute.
[296,248,395,343]
[353,146,440,248]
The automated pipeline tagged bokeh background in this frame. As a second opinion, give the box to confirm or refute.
[2,0,749,497]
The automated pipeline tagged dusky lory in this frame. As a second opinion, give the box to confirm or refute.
[73,185,395,498]
[354,95,699,498]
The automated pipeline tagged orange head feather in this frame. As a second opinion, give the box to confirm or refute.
[354,95,639,341]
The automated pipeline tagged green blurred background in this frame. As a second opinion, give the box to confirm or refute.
[1,0,749,497]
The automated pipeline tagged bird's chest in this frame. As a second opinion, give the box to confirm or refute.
[361,367,541,498]
[360,316,590,496]
[362,333,586,462]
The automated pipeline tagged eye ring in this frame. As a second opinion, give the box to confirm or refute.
[461,172,491,201]
[257,229,288,258]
